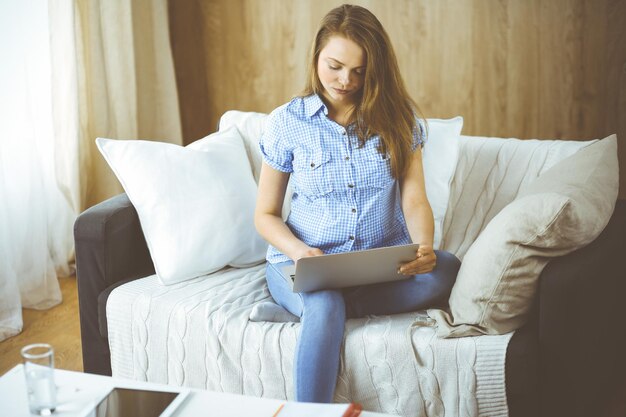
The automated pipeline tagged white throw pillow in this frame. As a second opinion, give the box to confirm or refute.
[422,117,463,249]
[429,135,619,337]
[96,127,268,285]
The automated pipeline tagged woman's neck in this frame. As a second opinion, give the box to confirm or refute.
[321,94,356,127]
[328,108,354,127]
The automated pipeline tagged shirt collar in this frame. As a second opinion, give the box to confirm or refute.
[304,94,328,118]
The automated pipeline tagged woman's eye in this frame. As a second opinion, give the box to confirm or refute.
[329,65,340,70]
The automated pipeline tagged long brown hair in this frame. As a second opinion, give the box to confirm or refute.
[301,4,426,179]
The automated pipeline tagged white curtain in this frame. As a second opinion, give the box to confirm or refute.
[0,0,182,342]
[52,0,183,211]
[0,0,72,341]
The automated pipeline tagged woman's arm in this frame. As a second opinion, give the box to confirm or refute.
[398,147,437,275]
[254,162,323,261]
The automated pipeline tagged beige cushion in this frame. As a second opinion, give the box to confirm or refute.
[429,135,619,337]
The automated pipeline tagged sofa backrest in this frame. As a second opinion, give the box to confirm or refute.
[218,110,595,258]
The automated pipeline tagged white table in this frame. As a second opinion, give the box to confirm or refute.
[0,365,397,416]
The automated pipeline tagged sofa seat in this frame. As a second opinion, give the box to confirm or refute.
[107,264,512,417]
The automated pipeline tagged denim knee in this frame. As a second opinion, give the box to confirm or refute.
[435,250,461,275]
[430,250,461,299]
[302,290,346,324]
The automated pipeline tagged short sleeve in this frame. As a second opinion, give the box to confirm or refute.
[411,118,427,151]
[259,108,293,173]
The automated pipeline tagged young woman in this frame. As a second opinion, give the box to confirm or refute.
[254,4,460,403]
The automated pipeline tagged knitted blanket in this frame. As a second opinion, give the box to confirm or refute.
[107,265,512,417]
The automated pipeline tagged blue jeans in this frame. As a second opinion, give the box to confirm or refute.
[264,250,461,403]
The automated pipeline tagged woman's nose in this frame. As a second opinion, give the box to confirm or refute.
[338,70,350,86]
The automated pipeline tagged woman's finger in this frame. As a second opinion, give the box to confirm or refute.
[398,259,436,275]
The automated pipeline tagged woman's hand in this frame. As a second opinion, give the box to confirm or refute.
[294,246,324,262]
[398,245,436,275]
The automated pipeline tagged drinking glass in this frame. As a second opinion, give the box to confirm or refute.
[21,343,57,416]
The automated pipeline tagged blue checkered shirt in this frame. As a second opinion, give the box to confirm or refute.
[259,94,425,264]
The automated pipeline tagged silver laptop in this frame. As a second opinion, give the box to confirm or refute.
[281,243,420,292]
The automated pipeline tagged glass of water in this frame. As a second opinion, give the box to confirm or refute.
[21,343,57,416]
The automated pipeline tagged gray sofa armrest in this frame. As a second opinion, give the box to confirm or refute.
[74,193,154,375]
[537,199,626,417]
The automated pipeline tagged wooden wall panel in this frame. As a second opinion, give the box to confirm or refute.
[169,0,626,197]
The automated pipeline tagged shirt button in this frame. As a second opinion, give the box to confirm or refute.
[349,235,355,240]
[351,208,356,213]
[345,156,350,161]
[310,162,316,168]
[348,184,354,188]
[342,130,347,135]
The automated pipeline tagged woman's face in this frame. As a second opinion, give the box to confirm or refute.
[317,35,366,109]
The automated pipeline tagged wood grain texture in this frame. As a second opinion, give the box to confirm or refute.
[0,276,82,376]
[169,0,626,197]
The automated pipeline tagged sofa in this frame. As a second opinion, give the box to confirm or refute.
[75,109,625,417]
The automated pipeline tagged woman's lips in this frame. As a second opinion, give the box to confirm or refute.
[333,87,351,95]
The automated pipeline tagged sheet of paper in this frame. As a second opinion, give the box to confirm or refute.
[275,402,359,417]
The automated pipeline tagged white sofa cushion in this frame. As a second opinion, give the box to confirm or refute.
[430,135,619,337]
[96,127,267,285]
[218,111,463,249]
[422,117,462,249]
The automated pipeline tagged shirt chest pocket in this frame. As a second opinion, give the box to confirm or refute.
[292,150,334,198]
[361,152,395,189]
